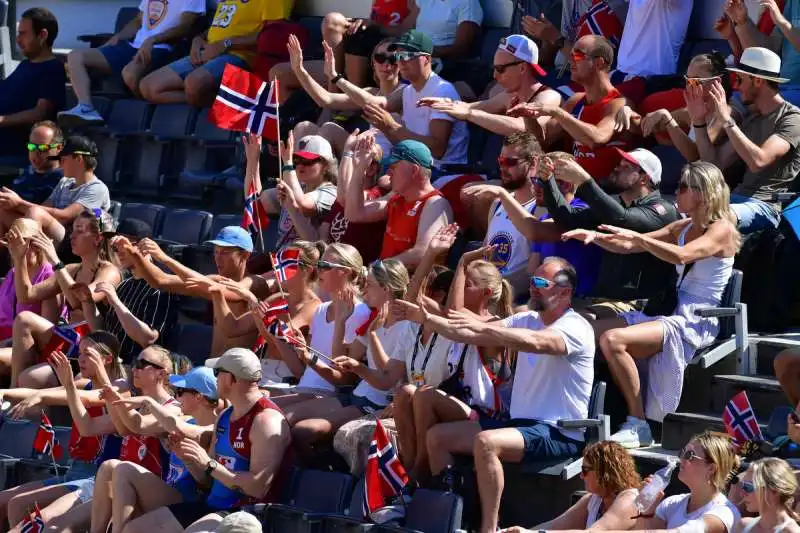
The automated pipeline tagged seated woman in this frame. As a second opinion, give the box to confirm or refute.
[503,441,640,533]
[736,458,800,533]
[564,161,740,448]
[0,218,58,344]
[1,209,120,388]
[0,330,127,531]
[289,258,411,460]
[90,367,222,533]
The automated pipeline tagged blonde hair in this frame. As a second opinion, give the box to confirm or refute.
[751,458,800,519]
[679,161,741,249]
[10,218,41,240]
[325,243,365,286]
[289,240,326,282]
[466,260,513,318]
[692,431,740,492]
[370,259,409,299]
[140,345,175,387]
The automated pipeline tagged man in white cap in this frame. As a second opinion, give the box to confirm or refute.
[693,46,800,234]
[122,348,292,533]
[416,35,562,136]
[216,511,262,533]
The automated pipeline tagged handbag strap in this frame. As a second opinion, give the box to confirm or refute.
[677,261,695,288]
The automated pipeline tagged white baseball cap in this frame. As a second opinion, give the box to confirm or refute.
[616,148,662,186]
[205,347,262,382]
[295,135,334,162]
[216,511,262,533]
[497,34,546,76]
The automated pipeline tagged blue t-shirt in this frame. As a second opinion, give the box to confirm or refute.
[0,58,66,158]
[12,166,63,204]
[781,0,800,86]
[531,199,602,297]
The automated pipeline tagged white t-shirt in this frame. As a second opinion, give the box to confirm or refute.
[485,198,536,276]
[415,0,483,47]
[132,0,206,49]
[616,0,693,76]
[656,493,740,531]
[390,322,452,387]
[445,343,503,413]
[401,72,469,167]
[503,309,595,441]
[352,320,415,406]
[296,301,372,393]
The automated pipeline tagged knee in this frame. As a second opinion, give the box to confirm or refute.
[426,425,446,451]
[7,494,30,523]
[97,459,120,482]
[291,421,323,447]
[13,311,38,331]
[138,74,156,101]
[395,385,417,411]
[473,431,497,460]
[599,328,625,359]
[111,460,136,483]
[412,385,436,409]
[268,62,292,82]
[185,72,214,107]
[66,49,85,69]
[121,65,142,96]
[322,12,348,39]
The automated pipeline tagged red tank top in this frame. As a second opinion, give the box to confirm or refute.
[380,190,443,259]
[570,89,626,179]
[370,0,411,27]
[69,382,109,462]
[119,396,178,477]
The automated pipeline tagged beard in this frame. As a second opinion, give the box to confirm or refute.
[502,173,528,191]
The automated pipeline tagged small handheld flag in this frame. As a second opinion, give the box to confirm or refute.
[722,391,764,445]
[209,64,279,140]
[48,322,90,359]
[242,180,270,245]
[363,419,409,518]
[356,308,380,337]
[269,248,301,284]
[32,411,63,460]
[19,503,44,533]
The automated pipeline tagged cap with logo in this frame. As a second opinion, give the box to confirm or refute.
[295,135,335,162]
[387,140,433,170]
[388,29,434,55]
[205,226,254,253]
[206,347,262,382]
[497,34,546,76]
[48,135,98,161]
[616,148,662,186]
[168,367,218,399]
[217,511,263,533]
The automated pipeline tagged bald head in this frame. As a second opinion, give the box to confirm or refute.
[575,35,614,71]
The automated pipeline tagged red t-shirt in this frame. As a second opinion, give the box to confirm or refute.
[570,88,627,180]
[324,188,387,264]
[370,0,411,27]
[119,397,178,477]
[381,190,444,259]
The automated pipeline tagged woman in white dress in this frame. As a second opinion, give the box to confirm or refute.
[564,161,740,448]
[736,458,800,533]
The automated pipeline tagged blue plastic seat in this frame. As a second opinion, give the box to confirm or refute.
[157,209,213,246]
[211,214,242,237]
[167,323,213,367]
[120,203,167,236]
[88,99,154,188]
[371,489,464,533]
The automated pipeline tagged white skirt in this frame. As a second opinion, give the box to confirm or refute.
[621,291,720,422]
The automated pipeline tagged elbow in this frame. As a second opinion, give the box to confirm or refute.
[430,144,447,160]
[143,330,159,346]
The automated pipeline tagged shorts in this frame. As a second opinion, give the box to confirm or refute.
[730,194,781,234]
[338,393,385,415]
[476,419,583,463]
[42,460,98,503]
[167,501,233,527]
[344,25,388,57]
[99,40,173,76]
[168,53,249,81]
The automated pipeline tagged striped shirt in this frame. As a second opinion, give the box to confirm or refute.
[102,276,176,365]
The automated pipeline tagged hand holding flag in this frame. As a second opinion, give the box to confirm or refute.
[19,503,44,533]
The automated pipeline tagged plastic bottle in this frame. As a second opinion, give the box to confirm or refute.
[635,461,677,513]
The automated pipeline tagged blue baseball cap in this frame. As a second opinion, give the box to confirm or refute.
[169,367,218,400]
[205,226,254,253]
[387,140,433,170]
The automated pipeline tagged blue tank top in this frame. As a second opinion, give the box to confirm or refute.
[165,418,201,502]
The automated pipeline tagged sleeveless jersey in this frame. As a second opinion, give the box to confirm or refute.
[68,382,122,464]
[370,0,411,27]
[381,190,443,259]
[165,418,202,502]
[570,89,626,179]
[119,396,178,478]
[207,397,292,509]
[486,198,536,275]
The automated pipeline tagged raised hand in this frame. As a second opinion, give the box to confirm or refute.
[29,231,59,265]
[761,0,784,23]
[6,227,27,263]
[427,223,459,255]
[561,229,598,245]
[323,41,337,80]
[506,102,539,118]
[683,83,708,125]
[427,99,472,120]
[725,0,748,25]
[137,238,167,262]
[333,284,356,320]
[287,34,304,72]
[707,79,730,123]
[279,130,295,166]
[217,278,258,308]
[553,158,592,185]
[521,13,560,43]
[352,131,377,169]
[389,299,424,323]
[69,282,93,304]
[94,281,120,305]
[49,350,76,387]
[242,133,262,165]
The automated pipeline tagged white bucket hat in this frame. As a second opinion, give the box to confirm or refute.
[727,47,790,84]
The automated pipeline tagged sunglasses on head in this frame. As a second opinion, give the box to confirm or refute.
[493,60,525,74]
[293,156,323,166]
[679,448,707,462]
[497,156,527,167]
[26,143,60,153]
[373,52,397,65]
[580,464,593,475]
[317,259,350,271]
[134,358,165,371]
[395,51,428,62]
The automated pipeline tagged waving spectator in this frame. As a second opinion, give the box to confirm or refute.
[568,162,738,446]
[60,0,205,125]
[11,121,64,205]
[694,47,800,234]
[736,458,800,533]
[0,8,65,167]
[0,136,110,244]
[418,35,561,137]
[139,0,293,106]
[331,29,470,168]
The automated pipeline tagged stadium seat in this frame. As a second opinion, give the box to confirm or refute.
[651,144,688,195]
[157,209,213,246]
[211,214,243,237]
[90,100,154,188]
[168,323,213,366]
[371,489,464,533]
[295,17,324,60]
[119,203,167,235]
[77,6,140,48]
[108,200,122,223]
[181,244,217,276]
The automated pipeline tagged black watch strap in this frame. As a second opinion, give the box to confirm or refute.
[332,73,346,84]
[53,261,65,271]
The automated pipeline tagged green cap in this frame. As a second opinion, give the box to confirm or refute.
[387,140,433,170]
[388,30,434,55]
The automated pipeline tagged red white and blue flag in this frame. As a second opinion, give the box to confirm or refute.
[50,322,89,359]
[33,411,63,460]
[268,319,302,346]
[242,180,270,242]
[577,0,623,48]
[269,248,301,283]
[20,503,44,533]
[723,391,764,445]
[363,419,409,518]
[209,64,279,141]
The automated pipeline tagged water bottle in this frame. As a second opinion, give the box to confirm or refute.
[635,462,676,513]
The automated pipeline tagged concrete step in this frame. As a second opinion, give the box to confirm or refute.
[711,374,787,418]
[661,411,768,451]
[755,335,800,376]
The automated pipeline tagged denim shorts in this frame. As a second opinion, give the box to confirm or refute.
[99,41,172,76]
[41,460,98,503]
[477,419,583,462]
[168,53,248,81]
[338,393,385,415]
[730,194,781,234]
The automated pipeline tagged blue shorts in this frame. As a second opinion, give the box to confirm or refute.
[99,40,172,76]
[730,194,781,234]
[168,53,249,81]
[338,393,385,415]
[477,418,583,462]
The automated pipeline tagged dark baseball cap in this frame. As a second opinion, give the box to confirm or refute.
[104,218,153,240]
[48,135,98,161]
[388,30,434,55]
[387,140,433,170]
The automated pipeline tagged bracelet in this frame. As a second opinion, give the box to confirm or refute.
[723,118,736,129]
[310,354,319,366]
[281,164,295,172]
[342,151,354,158]
[53,261,65,271]
[331,73,346,84]
[692,122,707,129]
[666,118,679,129]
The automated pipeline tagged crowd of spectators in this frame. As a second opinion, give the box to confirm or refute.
[0,0,798,532]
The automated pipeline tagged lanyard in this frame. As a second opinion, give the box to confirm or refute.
[409,324,439,375]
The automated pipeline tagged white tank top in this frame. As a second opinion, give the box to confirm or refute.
[676,223,734,305]
[742,517,796,533]
[486,198,536,276]
[586,489,639,528]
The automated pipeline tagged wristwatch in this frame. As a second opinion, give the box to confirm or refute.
[53,261,65,271]
[205,459,218,477]
[331,73,346,84]
[223,38,233,51]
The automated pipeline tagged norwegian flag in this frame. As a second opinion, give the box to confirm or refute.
[209,64,279,140]
[356,308,380,337]
[33,411,63,460]
[252,298,290,352]
[49,322,90,359]
[269,248,301,283]
[268,319,302,346]
[577,0,623,48]
[363,419,409,518]
[723,391,764,445]
[20,503,44,533]
[242,180,270,241]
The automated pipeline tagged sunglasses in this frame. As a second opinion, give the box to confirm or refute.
[497,156,527,167]
[213,368,231,377]
[570,49,595,63]
[317,259,350,270]
[581,464,593,475]
[134,358,165,371]
[395,51,428,62]
[173,387,194,396]
[739,480,756,494]
[493,60,525,74]
[293,156,323,166]
[679,448,707,462]
[684,75,720,87]
[373,52,397,65]
[26,143,60,153]
[530,276,555,289]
